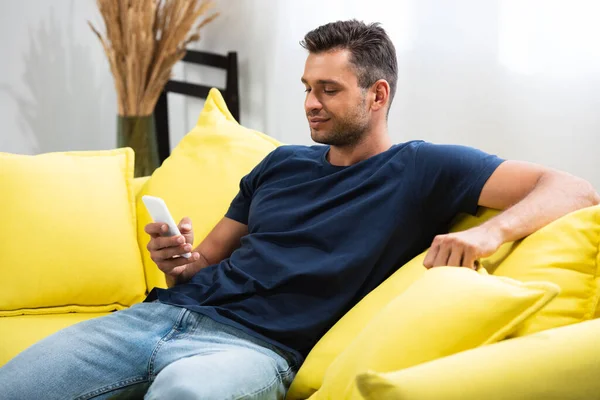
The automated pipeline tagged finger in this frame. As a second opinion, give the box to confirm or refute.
[156,257,188,273]
[446,247,463,267]
[155,243,192,260]
[462,248,478,270]
[423,245,439,269]
[156,252,199,273]
[178,217,192,232]
[144,222,169,234]
[165,264,187,277]
[178,217,194,245]
[158,235,187,249]
[155,242,193,260]
[145,222,168,237]
[432,244,451,267]
[147,235,186,252]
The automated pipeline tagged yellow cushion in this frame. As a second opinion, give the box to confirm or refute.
[311,267,559,400]
[0,313,109,367]
[484,205,600,336]
[137,89,281,290]
[0,148,146,316]
[133,176,150,196]
[287,252,429,399]
[356,318,600,400]
[448,207,500,233]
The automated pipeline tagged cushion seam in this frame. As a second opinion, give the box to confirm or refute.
[123,148,145,277]
[484,283,557,344]
[0,302,134,316]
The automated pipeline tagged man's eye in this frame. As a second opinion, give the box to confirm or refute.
[323,89,337,95]
[304,88,311,93]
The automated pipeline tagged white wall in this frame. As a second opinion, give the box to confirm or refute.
[2,0,600,189]
[0,0,116,154]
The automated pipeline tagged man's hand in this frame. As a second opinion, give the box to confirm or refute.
[423,226,503,269]
[145,217,201,285]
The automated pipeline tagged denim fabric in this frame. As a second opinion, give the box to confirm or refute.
[0,302,297,399]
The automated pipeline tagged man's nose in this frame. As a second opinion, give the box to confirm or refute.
[305,91,322,113]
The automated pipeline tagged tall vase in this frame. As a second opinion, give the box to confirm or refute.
[117,115,160,177]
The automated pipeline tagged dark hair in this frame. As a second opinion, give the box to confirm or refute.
[301,20,398,108]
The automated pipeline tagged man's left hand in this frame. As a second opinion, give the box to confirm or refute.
[423,227,504,270]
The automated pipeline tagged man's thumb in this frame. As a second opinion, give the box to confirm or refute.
[179,217,192,232]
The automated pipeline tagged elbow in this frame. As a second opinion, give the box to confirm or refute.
[576,177,600,207]
[547,170,600,208]
[589,186,600,206]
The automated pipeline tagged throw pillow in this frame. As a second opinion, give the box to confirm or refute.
[0,148,146,316]
[443,205,600,334]
[310,267,558,400]
[484,205,600,336]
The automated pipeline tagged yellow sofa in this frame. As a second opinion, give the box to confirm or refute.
[2,89,600,399]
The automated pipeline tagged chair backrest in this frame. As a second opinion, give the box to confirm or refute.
[154,50,239,163]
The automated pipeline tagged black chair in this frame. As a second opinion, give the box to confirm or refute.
[154,50,240,164]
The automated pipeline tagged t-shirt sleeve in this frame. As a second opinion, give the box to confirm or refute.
[413,142,505,223]
[225,149,277,225]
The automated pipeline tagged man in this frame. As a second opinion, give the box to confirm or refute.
[1,20,598,400]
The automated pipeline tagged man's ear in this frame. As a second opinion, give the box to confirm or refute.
[370,79,390,112]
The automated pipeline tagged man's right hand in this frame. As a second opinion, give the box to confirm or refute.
[145,217,200,285]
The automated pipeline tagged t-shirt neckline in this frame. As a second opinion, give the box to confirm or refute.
[321,146,349,171]
[321,144,398,170]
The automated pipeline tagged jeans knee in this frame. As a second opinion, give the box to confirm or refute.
[145,360,285,400]
[146,364,207,400]
[146,380,204,400]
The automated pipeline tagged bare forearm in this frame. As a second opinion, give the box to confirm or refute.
[479,171,600,244]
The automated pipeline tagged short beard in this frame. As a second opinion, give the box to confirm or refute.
[313,122,367,147]
[312,98,370,147]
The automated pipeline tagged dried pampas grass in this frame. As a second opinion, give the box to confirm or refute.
[89,0,218,116]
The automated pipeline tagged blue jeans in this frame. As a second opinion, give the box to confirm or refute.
[0,302,298,399]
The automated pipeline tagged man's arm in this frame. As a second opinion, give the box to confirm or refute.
[424,160,600,269]
[476,160,599,243]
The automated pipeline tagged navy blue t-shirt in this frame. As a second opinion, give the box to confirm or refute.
[147,141,504,365]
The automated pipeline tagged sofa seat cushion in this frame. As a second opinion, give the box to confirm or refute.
[0,313,110,367]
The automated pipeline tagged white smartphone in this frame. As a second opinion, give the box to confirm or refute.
[141,195,192,259]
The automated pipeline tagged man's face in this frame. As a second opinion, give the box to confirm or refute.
[301,49,371,147]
